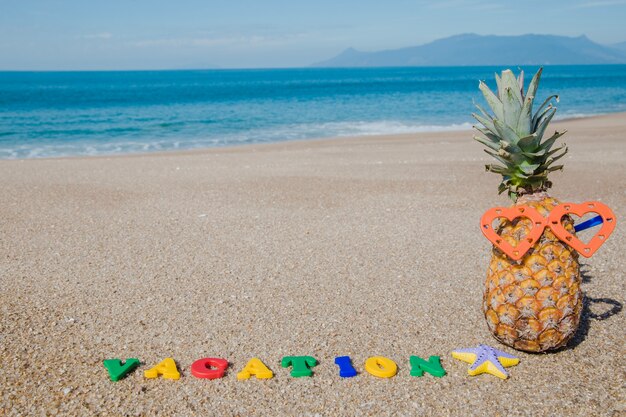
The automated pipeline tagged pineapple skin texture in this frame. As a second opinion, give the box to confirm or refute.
[483,194,582,352]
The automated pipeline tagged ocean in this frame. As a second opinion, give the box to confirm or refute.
[1,65,626,159]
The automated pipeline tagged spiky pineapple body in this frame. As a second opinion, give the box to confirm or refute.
[483,192,582,352]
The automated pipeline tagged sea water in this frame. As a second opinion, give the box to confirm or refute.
[1,65,626,159]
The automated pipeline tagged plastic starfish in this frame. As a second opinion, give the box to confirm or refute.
[451,344,519,379]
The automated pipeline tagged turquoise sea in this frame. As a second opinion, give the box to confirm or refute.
[1,65,626,159]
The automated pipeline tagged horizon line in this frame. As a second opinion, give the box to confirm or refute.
[3,63,626,73]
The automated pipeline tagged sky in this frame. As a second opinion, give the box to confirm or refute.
[1,0,626,70]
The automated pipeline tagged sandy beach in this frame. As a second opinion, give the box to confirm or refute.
[1,112,625,416]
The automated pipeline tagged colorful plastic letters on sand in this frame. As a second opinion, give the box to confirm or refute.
[107,348,523,382]
[364,356,397,378]
[144,358,181,380]
[409,355,446,378]
[103,358,140,382]
[236,358,274,380]
[190,358,228,379]
[451,344,519,380]
[281,356,318,377]
[334,356,358,378]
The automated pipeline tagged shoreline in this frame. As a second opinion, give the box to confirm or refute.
[2,111,625,163]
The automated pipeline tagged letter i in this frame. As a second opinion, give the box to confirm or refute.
[334,356,357,378]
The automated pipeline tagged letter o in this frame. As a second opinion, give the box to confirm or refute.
[364,356,397,378]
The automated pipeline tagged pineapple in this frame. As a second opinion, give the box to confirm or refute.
[473,68,581,352]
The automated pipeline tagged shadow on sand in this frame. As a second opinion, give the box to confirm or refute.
[566,264,623,350]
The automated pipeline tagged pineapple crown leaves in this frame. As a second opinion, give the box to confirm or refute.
[472,68,567,201]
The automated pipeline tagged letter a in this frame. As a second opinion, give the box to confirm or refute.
[144,357,180,380]
[237,358,273,380]
[410,355,446,378]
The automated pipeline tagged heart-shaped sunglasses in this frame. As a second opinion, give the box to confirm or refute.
[480,201,616,261]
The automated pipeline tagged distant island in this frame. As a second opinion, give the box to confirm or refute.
[312,34,626,67]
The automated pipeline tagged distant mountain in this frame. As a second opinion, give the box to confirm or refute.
[313,34,626,67]
[612,41,626,52]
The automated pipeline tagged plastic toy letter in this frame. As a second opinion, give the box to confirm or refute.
[191,358,229,379]
[103,358,140,381]
[334,356,357,378]
[144,358,180,380]
[281,356,318,377]
[236,358,274,380]
[365,356,397,378]
[409,355,446,378]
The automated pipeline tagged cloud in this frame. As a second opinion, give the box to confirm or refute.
[572,0,626,8]
[427,0,503,11]
[128,33,308,48]
[129,37,232,48]
[81,32,113,40]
